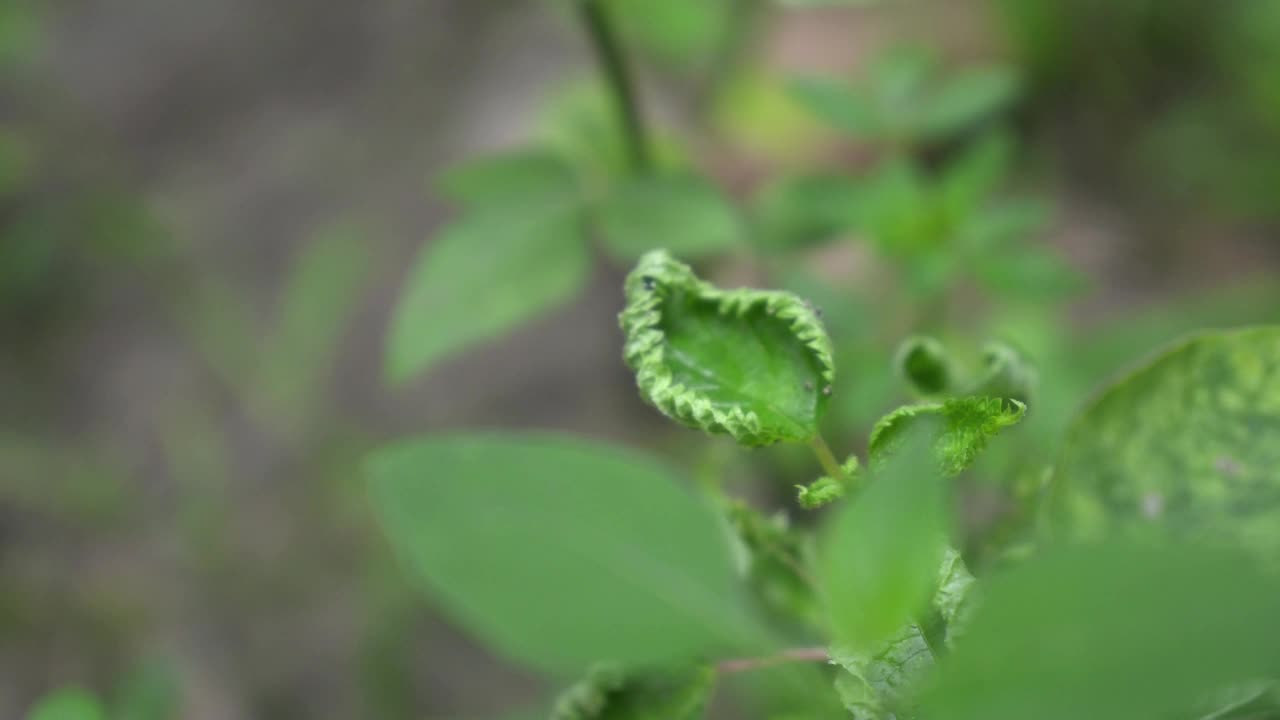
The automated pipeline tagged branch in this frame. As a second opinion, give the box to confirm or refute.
[576,0,651,173]
[716,647,829,675]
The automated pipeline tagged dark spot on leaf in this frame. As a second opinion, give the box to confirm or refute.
[642,275,657,291]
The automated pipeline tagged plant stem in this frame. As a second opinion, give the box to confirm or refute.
[810,435,848,482]
[576,0,651,174]
[716,646,829,675]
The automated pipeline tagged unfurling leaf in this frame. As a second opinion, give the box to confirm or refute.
[969,341,1037,403]
[619,250,835,446]
[868,396,1025,476]
[894,336,953,397]
[797,454,861,509]
[367,434,764,675]
[1050,327,1280,557]
[551,664,715,720]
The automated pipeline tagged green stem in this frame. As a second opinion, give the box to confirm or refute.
[810,435,848,482]
[576,0,651,174]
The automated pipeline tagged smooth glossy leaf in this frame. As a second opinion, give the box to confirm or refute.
[551,664,715,720]
[831,624,933,720]
[919,542,1280,720]
[1050,327,1280,556]
[367,433,762,675]
[27,689,105,720]
[437,147,578,212]
[868,397,1026,476]
[597,174,741,261]
[386,206,588,382]
[918,67,1019,139]
[619,250,835,446]
[820,427,947,652]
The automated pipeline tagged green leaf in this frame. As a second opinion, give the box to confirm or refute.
[113,661,179,720]
[367,433,762,675]
[1050,327,1280,556]
[605,0,732,67]
[437,147,578,213]
[894,336,954,397]
[723,499,823,627]
[258,222,369,424]
[752,174,864,251]
[918,67,1019,140]
[386,206,588,382]
[597,174,741,261]
[918,542,1280,720]
[931,547,976,649]
[27,689,105,720]
[968,341,1038,404]
[788,77,880,136]
[868,397,1026,477]
[820,427,947,652]
[831,624,933,720]
[551,664,715,720]
[796,454,861,510]
[619,250,835,446]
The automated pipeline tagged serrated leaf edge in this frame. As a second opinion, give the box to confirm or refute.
[619,249,836,446]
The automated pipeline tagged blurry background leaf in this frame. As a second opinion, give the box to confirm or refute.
[919,542,1280,720]
[596,173,741,261]
[894,336,954,397]
[788,77,880,137]
[751,174,863,252]
[1050,327,1280,557]
[256,222,370,427]
[112,661,179,720]
[26,689,104,720]
[438,148,579,212]
[367,434,765,675]
[386,207,588,382]
[820,426,946,652]
[604,0,733,67]
[917,67,1019,140]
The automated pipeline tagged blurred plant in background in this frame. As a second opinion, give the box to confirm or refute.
[6,0,1280,717]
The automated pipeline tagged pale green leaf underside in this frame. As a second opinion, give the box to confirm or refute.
[869,396,1026,476]
[620,250,835,446]
[1050,326,1280,557]
[831,624,932,720]
[597,174,741,261]
[386,206,588,383]
[367,433,761,675]
[551,664,715,720]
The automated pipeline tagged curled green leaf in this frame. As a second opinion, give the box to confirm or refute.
[619,250,836,446]
[894,336,954,397]
[970,341,1038,404]
[869,396,1026,477]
